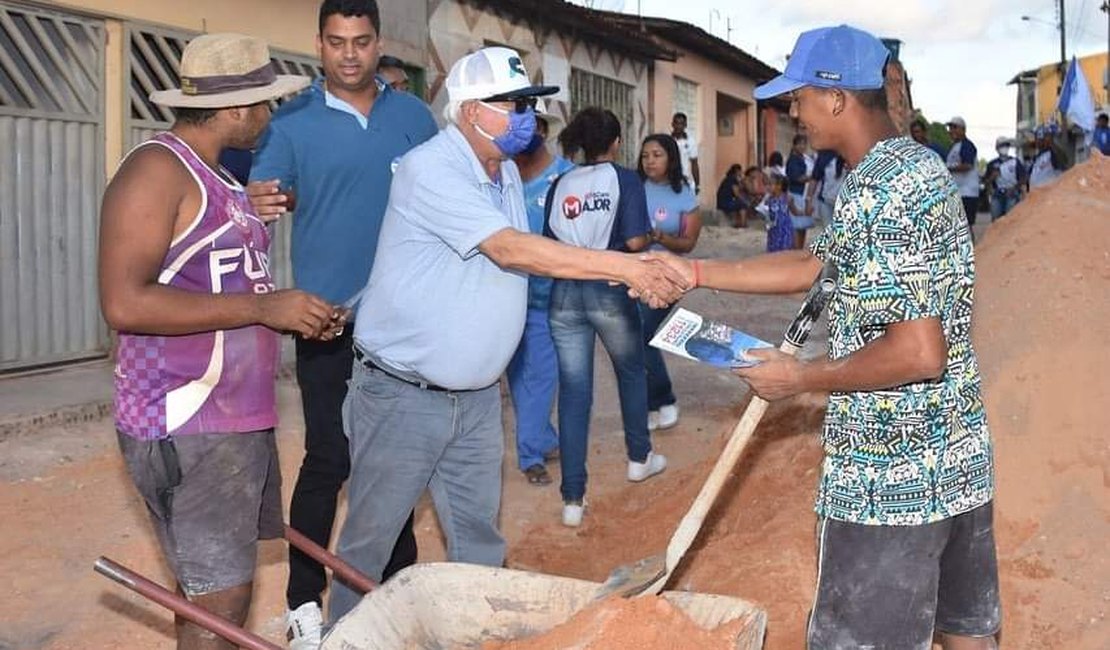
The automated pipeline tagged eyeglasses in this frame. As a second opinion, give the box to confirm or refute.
[480,96,537,114]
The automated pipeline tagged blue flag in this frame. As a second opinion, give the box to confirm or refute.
[1056,56,1096,133]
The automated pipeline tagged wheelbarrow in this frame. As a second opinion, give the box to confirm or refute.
[96,525,766,648]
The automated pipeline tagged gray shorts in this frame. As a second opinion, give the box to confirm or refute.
[117,430,283,596]
[808,502,1001,649]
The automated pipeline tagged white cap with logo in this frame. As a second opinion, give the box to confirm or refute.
[445,46,559,102]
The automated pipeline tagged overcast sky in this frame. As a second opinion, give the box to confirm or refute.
[573,0,1108,154]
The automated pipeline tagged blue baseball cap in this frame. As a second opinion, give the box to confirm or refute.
[754,25,890,100]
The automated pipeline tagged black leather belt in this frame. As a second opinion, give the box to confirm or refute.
[354,348,449,392]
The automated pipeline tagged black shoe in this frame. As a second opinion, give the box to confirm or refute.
[523,464,552,485]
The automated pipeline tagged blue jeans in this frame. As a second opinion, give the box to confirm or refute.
[331,361,505,621]
[549,280,651,503]
[990,190,1020,220]
[639,303,676,411]
[506,307,559,471]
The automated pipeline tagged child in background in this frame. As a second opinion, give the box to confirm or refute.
[764,174,795,253]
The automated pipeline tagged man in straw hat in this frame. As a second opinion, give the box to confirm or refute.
[328,45,688,621]
[98,33,341,649]
[651,25,999,649]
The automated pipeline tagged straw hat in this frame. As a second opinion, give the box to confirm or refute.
[150,33,310,109]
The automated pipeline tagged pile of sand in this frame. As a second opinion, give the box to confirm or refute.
[482,596,754,650]
[510,155,1109,648]
[972,153,1109,647]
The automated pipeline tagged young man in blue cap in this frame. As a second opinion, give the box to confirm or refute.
[652,24,1000,650]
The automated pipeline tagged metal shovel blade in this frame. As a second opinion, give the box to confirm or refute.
[593,554,666,599]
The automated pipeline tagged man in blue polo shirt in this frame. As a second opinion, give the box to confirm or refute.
[329,46,687,622]
[247,1,437,647]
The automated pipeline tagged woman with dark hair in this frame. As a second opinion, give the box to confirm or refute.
[637,133,701,431]
[546,107,667,527]
[715,163,745,227]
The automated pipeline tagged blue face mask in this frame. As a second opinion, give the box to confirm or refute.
[476,102,537,157]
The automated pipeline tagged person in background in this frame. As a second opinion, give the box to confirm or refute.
[1028,124,1066,189]
[764,150,785,179]
[785,135,816,249]
[671,112,700,191]
[741,166,769,222]
[218,147,253,184]
[1094,113,1110,156]
[810,149,846,225]
[546,107,671,528]
[984,136,1024,220]
[910,118,947,158]
[507,107,574,486]
[715,163,745,227]
[945,116,980,232]
[763,173,795,253]
[656,25,1000,649]
[377,54,409,93]
[246,1,439,646]
[638,133,702,431]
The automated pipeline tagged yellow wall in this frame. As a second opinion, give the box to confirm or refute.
[1035,51,1108,125]
[48,0,320,53]
[650,48,759,198]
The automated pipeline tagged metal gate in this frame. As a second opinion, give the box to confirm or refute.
[125,22,322,292]
[0,1,106,371]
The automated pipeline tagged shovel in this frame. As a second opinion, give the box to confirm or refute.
[598,262,839,599]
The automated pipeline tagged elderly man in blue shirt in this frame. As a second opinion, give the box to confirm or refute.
[329,46,687,620]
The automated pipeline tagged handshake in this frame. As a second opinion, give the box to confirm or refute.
[618,251,698,309]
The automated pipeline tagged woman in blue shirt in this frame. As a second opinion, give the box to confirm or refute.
[637,134,701,431]
[545,108,668,527]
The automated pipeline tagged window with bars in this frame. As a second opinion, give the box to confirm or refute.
[673,76,698,135]
[0,3,100,118]
[569,67,636,166]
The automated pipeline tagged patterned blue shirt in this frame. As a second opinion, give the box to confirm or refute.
[810,137,994,526]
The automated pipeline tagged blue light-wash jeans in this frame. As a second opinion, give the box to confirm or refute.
[990,190,1020,220]
[506,307,560,471]
[639,303,677,411]
[330,361,505,621]
[549,279,651,503]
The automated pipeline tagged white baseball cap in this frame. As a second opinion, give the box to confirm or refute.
[946,116,967,128]
[445,46,558,102]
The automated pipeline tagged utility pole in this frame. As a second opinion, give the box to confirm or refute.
[1102,1,1109,96]
[1058,0,1067,79]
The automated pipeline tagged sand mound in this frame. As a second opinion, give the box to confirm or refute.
[972,153,1110,648]
[510,155,1109,648]
[481,596,754,650]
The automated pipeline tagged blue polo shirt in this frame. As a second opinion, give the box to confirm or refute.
[250,78,438,305]
[353,125,530,390]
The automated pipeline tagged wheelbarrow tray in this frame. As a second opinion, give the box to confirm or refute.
[322,563,766,649]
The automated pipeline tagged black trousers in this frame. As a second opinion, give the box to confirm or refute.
[287,330,417,608]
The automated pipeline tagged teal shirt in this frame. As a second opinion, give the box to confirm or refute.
[250,78,438,305]
[811,137,993,526]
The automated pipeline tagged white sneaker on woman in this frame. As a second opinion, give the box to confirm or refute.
[627,452,667,482]
[562,500,585,527]
[656,404,679,429]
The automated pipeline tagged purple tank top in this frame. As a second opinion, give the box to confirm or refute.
[114,132,279,440]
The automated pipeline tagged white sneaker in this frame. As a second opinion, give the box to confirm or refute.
[647,410,661,431]
[627,451,668,482]
[656,404,679,430]
[286,601,323,650]
[562,500,585,527]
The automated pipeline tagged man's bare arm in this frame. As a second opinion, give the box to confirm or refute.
[478,228,688,304]
[98,146,333,338]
